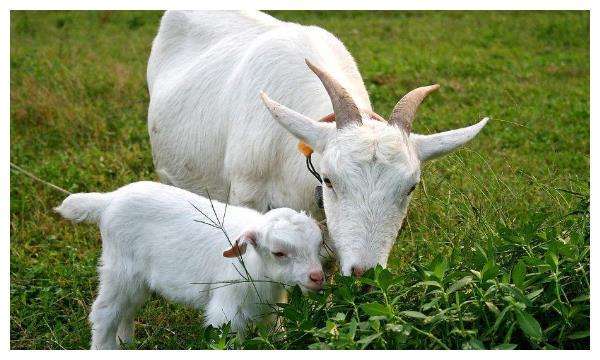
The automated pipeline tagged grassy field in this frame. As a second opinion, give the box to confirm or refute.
[10,11,589,349]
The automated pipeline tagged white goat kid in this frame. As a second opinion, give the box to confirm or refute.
[55,181,324,350]
[147,11,488,276]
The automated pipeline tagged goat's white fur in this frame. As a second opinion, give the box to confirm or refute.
[55,181,323,349]
[147,11,488,275]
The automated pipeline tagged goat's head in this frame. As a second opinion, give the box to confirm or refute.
[260,60,488,276]
[223,208,324,291]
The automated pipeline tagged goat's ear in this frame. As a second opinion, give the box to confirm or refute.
[260,92,334,153]
[223,230,258,258]
[411,118,489,162]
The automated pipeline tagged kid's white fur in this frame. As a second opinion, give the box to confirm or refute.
[56,181,323,349]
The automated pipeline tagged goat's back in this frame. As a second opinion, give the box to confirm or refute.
[147,11,279,92]
[147,11,370,208]
[97,182,258,252]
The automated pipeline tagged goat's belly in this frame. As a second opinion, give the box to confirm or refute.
[147,275,211,310]
[159,287,211,311]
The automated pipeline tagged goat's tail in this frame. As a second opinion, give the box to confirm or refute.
[54,192,113,224]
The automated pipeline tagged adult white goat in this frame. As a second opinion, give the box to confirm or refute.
[55,181,324,349]
[147,11,488,276]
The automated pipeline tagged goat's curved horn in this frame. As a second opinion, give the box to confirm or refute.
[389,84,440,133]
[305,59,362,129]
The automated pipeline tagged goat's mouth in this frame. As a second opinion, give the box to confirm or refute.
[301,282,323,292]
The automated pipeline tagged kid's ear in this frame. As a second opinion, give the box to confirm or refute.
[222,230,258,258]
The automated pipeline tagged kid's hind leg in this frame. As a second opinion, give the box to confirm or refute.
[89,267,138,350]
[115,285,148,347]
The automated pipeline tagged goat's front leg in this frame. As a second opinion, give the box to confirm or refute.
[204,295,249,334]
[227,178,270,212]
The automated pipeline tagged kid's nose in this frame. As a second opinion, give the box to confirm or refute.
[309,270,324,285]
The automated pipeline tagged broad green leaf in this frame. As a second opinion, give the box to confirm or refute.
[356,333,382,349]
[333,312,346,322]
[470,270,482,280]
[448,276,473,294]
[414,280,443,288]
[385,323,404,332]
[493,343,517,350]
[421,298,439,311]
[512,260,526,289]
[482,259,499,282]
[526,288,544,301]
[515,310,543,341]
[545,251,559,272]
[499,283,532,307]
[400,310,428,319]
[347,318,358,339]
[468,339,485,349]
[492,305,512,334]
[359,277,378,287]
[567,330,589,340]
[485,301,500,315]
[369,316,388,321]
[325,321,338,336]
[368,318,381,332]
[360,302,391,317]
[377,267,395,290]
[308,343,329,350]
[572,294,589,303]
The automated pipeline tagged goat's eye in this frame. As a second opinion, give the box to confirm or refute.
[323,178,332,188]
[272,252,287,258]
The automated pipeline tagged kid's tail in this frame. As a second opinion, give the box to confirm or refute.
[54,192,112,224]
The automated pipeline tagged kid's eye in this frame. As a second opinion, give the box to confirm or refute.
[272,252,287,258]
[323,178,332,188]
[407,183,418,195]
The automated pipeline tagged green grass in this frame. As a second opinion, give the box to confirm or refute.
[10,11,589,349]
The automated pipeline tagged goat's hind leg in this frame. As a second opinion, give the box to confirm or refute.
[89,267,140,350]
[116,285,148,347]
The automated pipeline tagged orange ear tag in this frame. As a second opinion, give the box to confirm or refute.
[298,142,314,157]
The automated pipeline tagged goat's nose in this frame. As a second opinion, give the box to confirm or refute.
[309,270,324,284]
[352,266,365,278]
